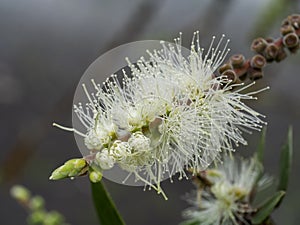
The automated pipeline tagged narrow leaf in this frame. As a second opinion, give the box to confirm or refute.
[180,220,200,225]
[278,126,293,191]
[256,127,267,164]
[251,191,285,224]
[91,181,126,225]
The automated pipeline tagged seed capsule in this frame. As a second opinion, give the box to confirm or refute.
[250,55,266,69]
[251,38,267,53]
[230,54,245,68]
[283,33,299,48]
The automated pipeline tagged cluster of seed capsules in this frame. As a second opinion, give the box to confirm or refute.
[217,14,300,84]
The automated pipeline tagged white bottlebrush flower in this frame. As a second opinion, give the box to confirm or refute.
[147,32,267,168]
[54,32,267,199]
[183,157,272,225]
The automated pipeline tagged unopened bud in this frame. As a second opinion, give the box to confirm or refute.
[44,211,64,225]
[250,55,266,69]
[89,170,103,183]
[49,158,88,180]
[27,210,46,224]
[10,185,31,203]
[29,196,45,211]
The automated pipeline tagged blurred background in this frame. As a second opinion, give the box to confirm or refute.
[0,0,300,224]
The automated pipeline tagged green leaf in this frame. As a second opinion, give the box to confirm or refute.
[91,181,126,225]
[278,126,293,192]
[256,127,267,164]
[180,220,200,225]
[251,191,285,224]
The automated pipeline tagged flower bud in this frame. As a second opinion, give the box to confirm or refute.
[251,38,267,53]
[10,185,31,203]
[230,54,245,68]
[283,33,299,48]
[27,210,46,224]
[44,211,65,225]
[29,196,45,211]
[49,158,88,180]
[72,158,87,169]
[250,55,266,69]
[89,170,103,183]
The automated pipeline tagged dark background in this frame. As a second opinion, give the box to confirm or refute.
[0,0,300,224]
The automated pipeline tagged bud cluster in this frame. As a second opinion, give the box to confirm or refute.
[10,185,69,225]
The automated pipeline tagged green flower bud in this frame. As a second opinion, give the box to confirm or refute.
[10,185,31,203]
[27,210,47,225]
[49,166,69,180]
[44,211,64,225]
[72,158,87,169]
[49,158,88,180]
[89,171,103,183]
[29,195,45,211]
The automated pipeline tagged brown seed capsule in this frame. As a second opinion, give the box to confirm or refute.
[282,18,291,27]
[289,14,300,29]
[218,63,232,74]
[283,33,299,48]
[280,24,295,36]
[251,38,267,53]
[222,69,237,83]
[232,60,249,80]
[248,68,263,81]
[288,44,300,54]
[275,47,287,62]
[230,54,245,68]
[265,37,274,44]
[250,55,266,69]
[265,43,279,61]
